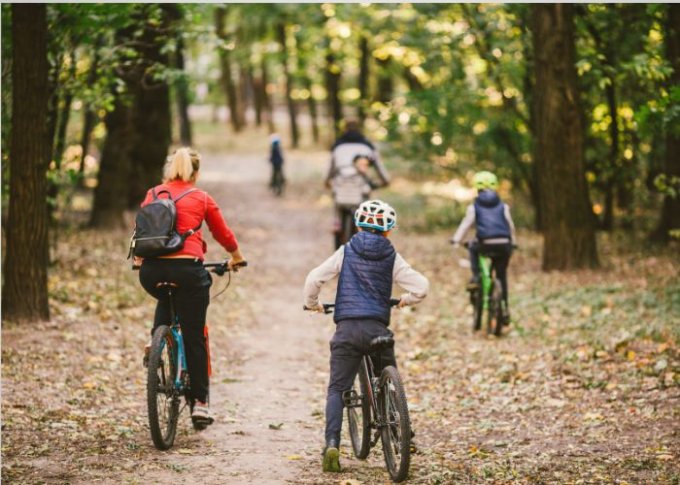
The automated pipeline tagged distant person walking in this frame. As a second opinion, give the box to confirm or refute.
[269,134,285,196]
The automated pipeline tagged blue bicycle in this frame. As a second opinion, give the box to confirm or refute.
[144,259,246,450]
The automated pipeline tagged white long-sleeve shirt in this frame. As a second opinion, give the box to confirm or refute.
[452,204,516,244]
[303,246,429,309]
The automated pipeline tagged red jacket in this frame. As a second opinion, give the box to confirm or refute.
[141,180,238,260]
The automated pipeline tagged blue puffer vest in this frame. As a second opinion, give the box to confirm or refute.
[334,231,396,326]
[474,190,511,240]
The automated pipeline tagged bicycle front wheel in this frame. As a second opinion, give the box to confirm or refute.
[347,364,372,459]
[147,325,180,450]
[379,366,411,483]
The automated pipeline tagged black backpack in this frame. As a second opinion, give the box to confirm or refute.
[129,187,201,258]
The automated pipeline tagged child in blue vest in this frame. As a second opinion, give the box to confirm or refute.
[303,199,429,473]
[451,171,516,323]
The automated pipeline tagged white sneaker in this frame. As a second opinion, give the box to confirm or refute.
[191,401,214,425]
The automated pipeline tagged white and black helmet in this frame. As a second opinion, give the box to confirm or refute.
[354,199,397,232]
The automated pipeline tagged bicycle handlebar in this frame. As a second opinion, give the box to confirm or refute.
[451,240,518,250]
[131,259,248,274]
[203,260,248,275]
[304,298,401,314]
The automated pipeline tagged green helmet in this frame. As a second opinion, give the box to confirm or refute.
[472,171,498,190]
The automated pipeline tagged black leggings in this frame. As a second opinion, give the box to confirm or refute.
[469,241,512,305]
[139,258,212,402]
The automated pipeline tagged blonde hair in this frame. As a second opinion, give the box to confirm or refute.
[164,147,200,182]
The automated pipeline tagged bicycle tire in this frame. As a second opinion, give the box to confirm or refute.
[347,364,372,459]
[471,288,483,332]
[379,366,411,483]
[341,210,354,246]
[487,278,503,336]
[147,325,180,450]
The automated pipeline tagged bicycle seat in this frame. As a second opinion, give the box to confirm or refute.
[155,281,179,289]
[369,335,394,352]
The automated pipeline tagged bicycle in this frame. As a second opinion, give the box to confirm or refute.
[137,259,247,450]
[319,299,411,483]
[270,166,285,197]
[458,241,508,336]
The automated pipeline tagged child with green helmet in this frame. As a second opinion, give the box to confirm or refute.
[451,171,516,323]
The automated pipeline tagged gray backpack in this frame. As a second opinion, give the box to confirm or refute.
[129,187,201,258]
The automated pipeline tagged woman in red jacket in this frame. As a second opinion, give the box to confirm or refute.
[138,147,246,425]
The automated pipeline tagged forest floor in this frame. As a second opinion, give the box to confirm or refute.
[2,127,679,484]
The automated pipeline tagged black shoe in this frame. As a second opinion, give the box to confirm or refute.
[322,439,341,473]
[466,276,480,291]
[501,304,511,325]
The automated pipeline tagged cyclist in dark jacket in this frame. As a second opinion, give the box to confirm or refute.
[451,171,516,323]
[303,199,429,473]
[269,133,285,194]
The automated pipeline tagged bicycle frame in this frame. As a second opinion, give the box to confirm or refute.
[478,254,494,310]
[359,350,393,446]
[166,288,189,394]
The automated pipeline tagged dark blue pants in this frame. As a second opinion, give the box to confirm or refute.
[325,319,396,445]
[469,241,512,304]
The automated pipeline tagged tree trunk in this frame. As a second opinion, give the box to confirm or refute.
[277,22,299,147]
[236,65,247,129]
[127,6,172,208]
[251,65,263,127]
[652,4,680,242]
[305,76,320,144]
[164,4,192,145]
[601,79,619,231]
[174,34,192,146]
[90,97,134,228]
[531,4,599,270]
[376,56,393,103]
[358,35,369,124]
[2,4,51,322]
[214,7,242,133]
[261,56,275,133]
[53,49,77,169]
[78,42,102,184]
[325,39,342,137]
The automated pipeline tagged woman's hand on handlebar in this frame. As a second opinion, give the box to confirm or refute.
[228,248,247,271]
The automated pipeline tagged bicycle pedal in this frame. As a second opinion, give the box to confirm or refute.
[342,389,362,407]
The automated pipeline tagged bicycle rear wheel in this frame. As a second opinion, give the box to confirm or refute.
[341,210,354,246]
[487,278,503,336]
[347,364,372,459]
[147,325,180,450]
[471,287,483,331]
[379,366,411,483]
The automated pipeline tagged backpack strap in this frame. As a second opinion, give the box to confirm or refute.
[175,188,202,238]
[152,187,172,200]
[174,188,199,202]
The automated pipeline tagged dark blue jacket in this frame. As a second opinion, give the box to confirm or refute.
[334,231,396,326]
[474,190,511,240]
[270,142,284,168]
[331,130,374,150]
